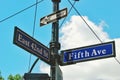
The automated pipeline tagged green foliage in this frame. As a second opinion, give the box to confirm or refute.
[0,77,4,80]
[0,71,22,80]
[8,74,22,80]
[8,74,14,80]
[13,74,22,80]
[0,71,4,80]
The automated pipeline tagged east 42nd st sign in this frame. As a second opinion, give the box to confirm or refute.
[13,27,50,64]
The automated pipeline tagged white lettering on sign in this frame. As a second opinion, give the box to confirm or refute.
[67,49,107,61]
[40,8,67,26]
[31,43,49,58]
[43,50,49,59]
[91,49,106,56]
[18,34,30,47]
[31,43,43,55]
[57,10,66,18]
[47,9,66,22]
[49,14,57,21]
[17,33,49,59]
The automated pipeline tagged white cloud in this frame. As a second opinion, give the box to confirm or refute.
[40,62,50,75]
[40,15,120,80]
[60,15,109,50]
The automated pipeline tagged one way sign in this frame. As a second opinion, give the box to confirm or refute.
[40,8,67,26]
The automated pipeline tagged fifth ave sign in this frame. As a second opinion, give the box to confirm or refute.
[60,41,116,66]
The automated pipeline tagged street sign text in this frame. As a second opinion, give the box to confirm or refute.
[61,41,115,66]
[40,8,67,26]
[13,27,50,64]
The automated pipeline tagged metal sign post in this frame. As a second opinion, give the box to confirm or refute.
[50,0,61,80]
[13,0,116,80]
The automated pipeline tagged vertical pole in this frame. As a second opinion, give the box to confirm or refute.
[50,0,61,80]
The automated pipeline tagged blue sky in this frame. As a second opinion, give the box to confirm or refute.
[0,0,120,80]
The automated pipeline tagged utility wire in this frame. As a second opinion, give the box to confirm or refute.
[68,0,103,43]
[28,0,39,72]
[59,1,76,28]
[0,0,44,23]
[68,0,120,65]
[115,57,120,64]
[32,0,38,37]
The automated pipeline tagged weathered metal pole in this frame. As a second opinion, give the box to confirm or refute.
[50,0,61,80]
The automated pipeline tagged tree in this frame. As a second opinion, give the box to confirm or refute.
[0,71,22,80]
[14,74,22,80]
[8,74,22,80]
[0,71,4,80]
[8,74,14,80]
